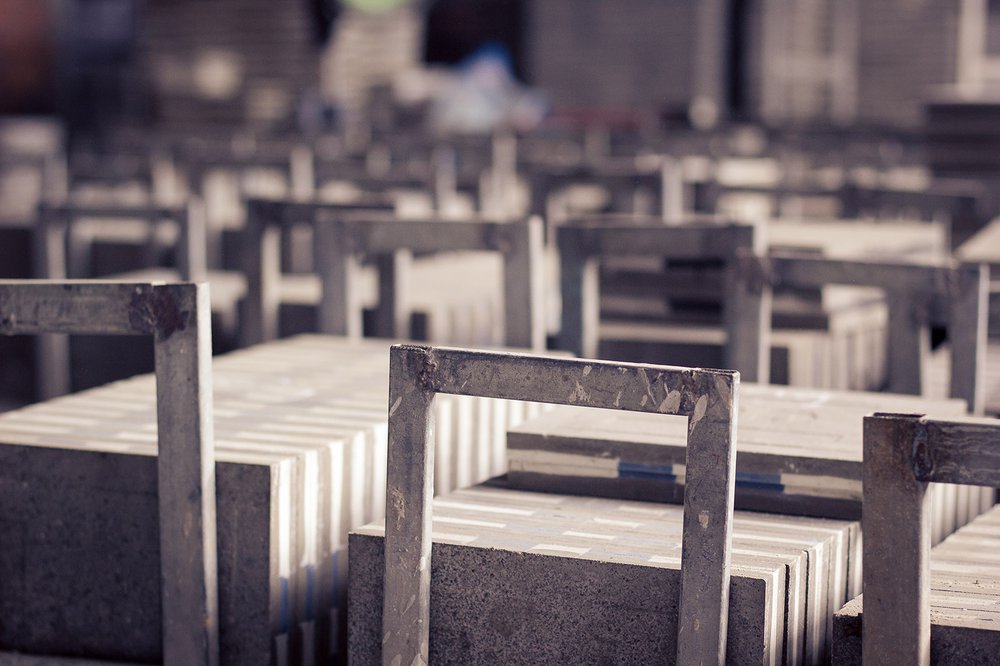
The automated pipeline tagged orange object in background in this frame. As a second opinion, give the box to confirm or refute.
[0,0,55,113]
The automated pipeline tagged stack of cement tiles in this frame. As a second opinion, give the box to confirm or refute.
[506,384,991,540]
[273,250,506,346]
[0,335,542,665]
[833,503,1000,664]
[70,249,505,392]
[598,219,947,391]
[349,483,858,664]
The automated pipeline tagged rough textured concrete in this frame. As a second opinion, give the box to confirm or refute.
[349,484,859,664]
[0,445,280,665]
[0,335,539,664]
[833,504,1000,664]
[349,535,774,665]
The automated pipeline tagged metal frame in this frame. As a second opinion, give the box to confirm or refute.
[527,159,683,236]
[0,280,218,666]
[764,252,989,413]
[693,178,984,232]
[34,200,207,399]
[240,197,395,346]
[36,200,207,282]
[243,198,546,351]
[557,218,769,382]
[0,151,67,225]
[382,344,740,665]
[862,412,1000,664]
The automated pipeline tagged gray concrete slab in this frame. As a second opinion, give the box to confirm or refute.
[833,504,1000,664]
[0,335,543,664]
[349,484,857,665]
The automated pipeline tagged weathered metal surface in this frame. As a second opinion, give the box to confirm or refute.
[862,413,932,666]
[556,218,768,382]
[858,412,1000,665]
[916,416,1000,487]
[0,280,218,666]
[382,344,739,665]
[152,283,218,666]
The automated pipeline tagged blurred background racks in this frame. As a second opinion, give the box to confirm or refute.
[2,0,1000,663]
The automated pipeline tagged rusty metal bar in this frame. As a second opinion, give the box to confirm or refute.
[0,279,218,666]
[383,344,739,665]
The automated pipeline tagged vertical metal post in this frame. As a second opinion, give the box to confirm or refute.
[948,263,988,414]
[885,293,927,396]
[502,217,546,350]
[676,372,739,665]
[724,238,770,384]
[315,219,364,338]
[372,251,413,339]
[241,202,265,346]
[691,0,729,128]
[558,236,599,358]
[154,283,219,665]
[660,156,685,222]
[862,414,931,666]
[382,346,436,665]
[241,201,283,345]
[34,205,72,399]
[179,199,208,283]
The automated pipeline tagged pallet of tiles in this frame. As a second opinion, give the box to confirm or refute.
[598,218,948,391]
[506,384,991,537]
[348,483,858,665]
[833,503,1000,664]
[0,335,543,665]
[597,297,888,390]
[274,250,507,346]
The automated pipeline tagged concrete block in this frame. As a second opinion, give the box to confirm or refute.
[833,504,1000,664]
[508,383,971,524]
[0,335,539,664]
[0,444,285,665]
[349,485,858,665]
